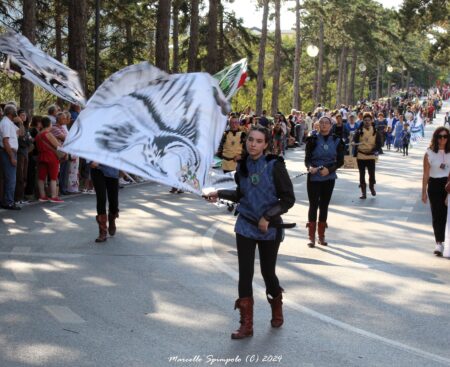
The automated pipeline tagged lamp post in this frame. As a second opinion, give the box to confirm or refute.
[358,63,367,101]
[306,44,319,104]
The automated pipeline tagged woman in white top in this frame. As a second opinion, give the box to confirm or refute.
[422,127,450,256]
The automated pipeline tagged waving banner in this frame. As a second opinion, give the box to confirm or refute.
[213,58,247,100]
[0,31,86,106]
[62,62,230,194]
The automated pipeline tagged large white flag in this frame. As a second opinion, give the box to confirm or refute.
[0,31,86,106]
[62,62,230,194]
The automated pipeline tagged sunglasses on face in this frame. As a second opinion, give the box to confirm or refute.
[438,135,448,139]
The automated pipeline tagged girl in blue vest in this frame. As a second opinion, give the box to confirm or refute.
[206,125,295,340]
[305,116,344,248]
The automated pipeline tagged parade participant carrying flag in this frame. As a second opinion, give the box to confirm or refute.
[62,61,231,194]
[0,31,86,106]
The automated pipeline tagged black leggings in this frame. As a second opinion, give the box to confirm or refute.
[236,233,281,298]
[357,159,376,186]
[307,177,335,222]
[91,168,119,215]
[402,144,408,155]
[427,177,447,243]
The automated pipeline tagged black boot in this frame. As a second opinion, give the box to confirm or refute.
[369,183,376,196]
[359,183,367,199]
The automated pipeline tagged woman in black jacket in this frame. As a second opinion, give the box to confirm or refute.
[206,125,295,340]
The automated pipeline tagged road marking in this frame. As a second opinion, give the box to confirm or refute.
[400,206,414,213]
[44,305,85,324]
[202,222,450,366]
[10,247,31,254]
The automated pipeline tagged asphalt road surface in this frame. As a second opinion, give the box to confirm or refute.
[0,102,449,367]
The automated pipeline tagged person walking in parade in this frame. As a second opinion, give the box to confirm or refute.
[353,112,382,199]
[90,162,120,243]
[216,116,246,173]
[305,116,344,248]
[205,125,295,340]
[422,127,450,257]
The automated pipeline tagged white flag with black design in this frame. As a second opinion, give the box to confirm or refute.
[62,62,230,194]
[0,31,86,106]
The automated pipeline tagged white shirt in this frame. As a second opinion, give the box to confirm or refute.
[340,108,348,120]
[427,148,450,178]
[0,116,19,150]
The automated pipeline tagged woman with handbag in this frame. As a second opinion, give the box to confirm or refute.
[35,117,64,203]
[422,127,450,256]
[205,125,295,339]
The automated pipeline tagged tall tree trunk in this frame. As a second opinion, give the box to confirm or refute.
[292,0,301,110]
[375,61,381,100]
[323,57,331,107]
[406,70,411,90]
[206,0,219,74]
[343,57,349,105]
[271,0,281,115]
[348,48,357,105]
[187,0,199,72]
[68,0,87,95]
[336,47,347,106]
[156,0,171,72]
[255,0,269,116]
[94,0,100,89]
[172,0,180,73]
[125,21,134,66]
[55,0,64,106]
[315,2,324,106]
[217,0,225,71]
[360,70,367,100]
[20,0,36,114]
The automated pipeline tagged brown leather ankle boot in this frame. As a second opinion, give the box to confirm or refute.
[231,297,253,339]
[95,214,108,243]
[108,211,119,236]
[317,222,328,246]
[267,288,284,328]
[306,222,317,248]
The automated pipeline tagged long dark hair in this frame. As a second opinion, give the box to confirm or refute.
[430,127,450,153]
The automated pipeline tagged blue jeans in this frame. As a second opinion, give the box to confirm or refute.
[59,159,69,194]
[0,149,17,206]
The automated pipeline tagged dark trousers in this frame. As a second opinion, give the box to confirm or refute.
[427,177,447,243]
[307,177,335,222]
[91,168,119,215]
[25,155,38,197]
[236,233,281,298]
[402,144,408,156]
[14,153,28,201]
[0,150,17,206]
[357,159,376,186]
[59,159,69,194]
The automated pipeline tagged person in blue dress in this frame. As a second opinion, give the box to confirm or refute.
[394,114,405,151]
[305,116,345,247]
[206,125,295,339]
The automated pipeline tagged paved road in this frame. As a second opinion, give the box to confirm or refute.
[1,103,450,367]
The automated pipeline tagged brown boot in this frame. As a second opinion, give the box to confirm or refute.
[95,214,108,243]
[267,288,284,328]
[231,297,253,339]
[108,211,119,236]
[306,222,316,248]
[318,222,328,246]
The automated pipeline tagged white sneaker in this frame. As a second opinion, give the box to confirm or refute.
[434,243,443,257]
[443,243,450,258]
[119,178,130,185]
